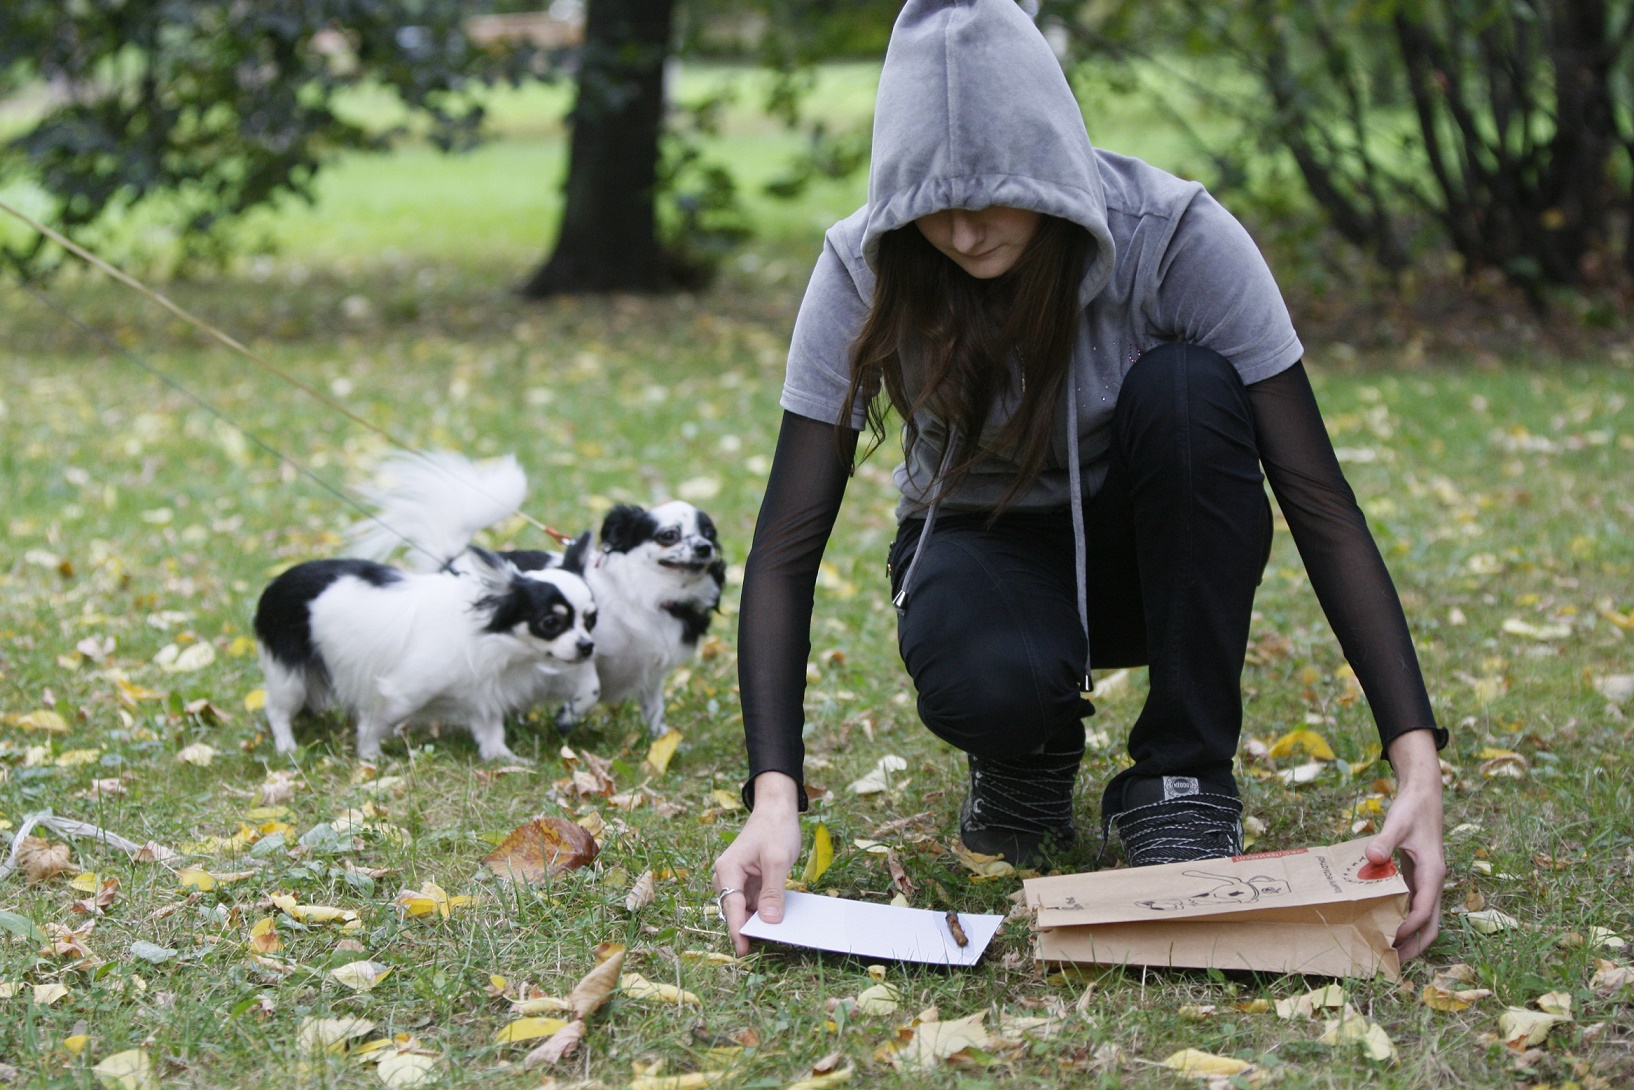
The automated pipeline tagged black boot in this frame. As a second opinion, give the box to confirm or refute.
[1104,774,1243,866]
[959,750,1080,868]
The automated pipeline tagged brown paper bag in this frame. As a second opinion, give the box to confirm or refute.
[1024,837,1409,979]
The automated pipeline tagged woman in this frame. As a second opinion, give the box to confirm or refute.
[712,0,1446,961]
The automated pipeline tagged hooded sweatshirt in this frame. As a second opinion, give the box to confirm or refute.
[780,0,1304,515]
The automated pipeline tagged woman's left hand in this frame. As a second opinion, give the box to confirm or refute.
[1369,729,1446,960]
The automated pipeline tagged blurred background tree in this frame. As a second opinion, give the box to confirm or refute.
[1042,0,1634,303]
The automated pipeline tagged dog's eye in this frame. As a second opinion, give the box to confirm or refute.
[585,611,597,631]
[656,528,681,546]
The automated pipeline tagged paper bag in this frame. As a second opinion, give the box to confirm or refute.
[1024,837,1409,979]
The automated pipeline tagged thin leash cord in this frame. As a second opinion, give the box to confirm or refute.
[0,197,574,545]
[12,275,451,571]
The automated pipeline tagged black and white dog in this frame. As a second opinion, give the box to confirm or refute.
[253,536,599,761]
[353,453,725,736]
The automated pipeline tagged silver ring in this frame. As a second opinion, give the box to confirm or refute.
[714,887,742,913]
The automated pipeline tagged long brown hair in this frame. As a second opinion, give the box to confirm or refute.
[842,214,1091,512]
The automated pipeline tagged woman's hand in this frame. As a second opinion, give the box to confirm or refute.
[712,771,804,956]
[1369,729,1446,961]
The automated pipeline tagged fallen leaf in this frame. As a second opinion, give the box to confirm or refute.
[33,982,70,1006]
[625,870,656,913]
[390,882,472,919]
[376,1051,438,1089]
[801,823,834,886]
[1421,982,1493,1011]
[1535,990,1572,1017]
[569,943,626,1020]
[1275,984,1348,1020]
[1466,909,1520,934]
[1320,1014,1397,1062]
[12,709,70,732]
[521,1019,586,1068]
[176,743,216,766]
[855,983,900,1016]
[1161,1048,1253,1077]
[646,730,683,775]
[155,641,216,672]
[785,1061,855,1089]
[1267,729,1337,760]
[249,916,281,954]
[332,961,393,992]
[177,868,216,892]
[16,836,74,882]
[622,972,701,1006]
[71,877,120,916]
[950,841,1016,879]
[1502,618,1571,641]
[483,818,599,883]
[628,1073,729,1090]
[1592,673,1634,705]
[890,1011,992,1070]
[495,1016,570,1044]
[298,1016,377,1053]
[92,1048,159,1090]
[847,755,908,795]
[1499,1007,1570,1047]
[1589,959,1634,997]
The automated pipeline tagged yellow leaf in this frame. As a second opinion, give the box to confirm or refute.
[33,983,69,1006]
[178,868,216,892]
[245,806,289,821]
[298,1016,377,1053]
[249,916,281,954]
[1275,984,1348,1020]
[392,880,470,919]
[331,961,393,992]
[1535,990,1572,1017]
[801,823,834,886]
[1499,1007,1569,1047]
[1161,1049,1253,1077]
[55,749,104,767]
[950,841,1015,879]
[92,1048,160,1090]
[891,1011,992,1071]
[620,972,701,1006]
[63,1033,90,1055]
[244,688,267,711]
[1465,909,1520,934]
[1420,983,1492,1012]
[176,743,216,766]
[855,983,900,1016]
[290,904,358,925]
[495,1017,570,1044]
[70,872,102,893]
[628,1074,729,1090]
[510,995,573,1016]
[645,730,683,776]
[708,789,744,810]
[377,1051,438,1089]
[1267,729,1337,761]
[229,636,258,658]
[13,710,69,732]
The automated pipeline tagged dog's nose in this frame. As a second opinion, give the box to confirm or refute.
[576,638,595,660]
[693,541,714,559]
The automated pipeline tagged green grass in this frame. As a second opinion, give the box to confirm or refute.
[3,61,1634,1090]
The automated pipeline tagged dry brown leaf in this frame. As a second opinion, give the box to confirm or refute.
[70,877,120,916]
[889,1011,993,1071]
[521,1018,586,1069]
[1499,1007,1570,1047]
[17,837,74,883]
[483,817,599,883]
[249,916,281,954]
[568,943,626,1020]
[626,869,656,912]
[1590,959,1634,997]
[886,849,916,900]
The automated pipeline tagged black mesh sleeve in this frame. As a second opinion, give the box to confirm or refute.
[738,410,860,810]
[1248,362,1447,751]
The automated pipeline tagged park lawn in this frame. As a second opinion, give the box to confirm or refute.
[2,62,1634,1090]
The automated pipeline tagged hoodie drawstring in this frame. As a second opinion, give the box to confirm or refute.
[892,383,1096,697]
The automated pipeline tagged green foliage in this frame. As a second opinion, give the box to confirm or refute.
[1048,0,1634,296]
[0,0,551,274]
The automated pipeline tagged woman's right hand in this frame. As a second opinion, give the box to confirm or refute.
[712,771,804,956]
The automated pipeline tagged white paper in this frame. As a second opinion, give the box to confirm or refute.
[740,891,1004,966]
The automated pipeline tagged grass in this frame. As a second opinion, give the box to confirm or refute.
[2,62,1634,1090]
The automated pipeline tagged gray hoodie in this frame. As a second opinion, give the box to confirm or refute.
[780,0,1304,517]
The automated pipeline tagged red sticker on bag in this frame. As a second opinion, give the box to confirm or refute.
[1355,858,1398,881]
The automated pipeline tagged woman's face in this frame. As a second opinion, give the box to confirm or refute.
[914,206,1042,278]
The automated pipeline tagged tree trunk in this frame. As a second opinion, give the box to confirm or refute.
[521,0,676,297]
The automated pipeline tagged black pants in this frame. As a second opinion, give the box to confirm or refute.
[887,344,1272,816]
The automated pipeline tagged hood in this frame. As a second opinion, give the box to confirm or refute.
[862,0,1116,308]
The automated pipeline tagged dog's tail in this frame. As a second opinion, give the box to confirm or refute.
[349,451,527,570]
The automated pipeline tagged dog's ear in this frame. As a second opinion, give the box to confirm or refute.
[598,504,653,553]
[559,531,594,575]
[463,546,517,594]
